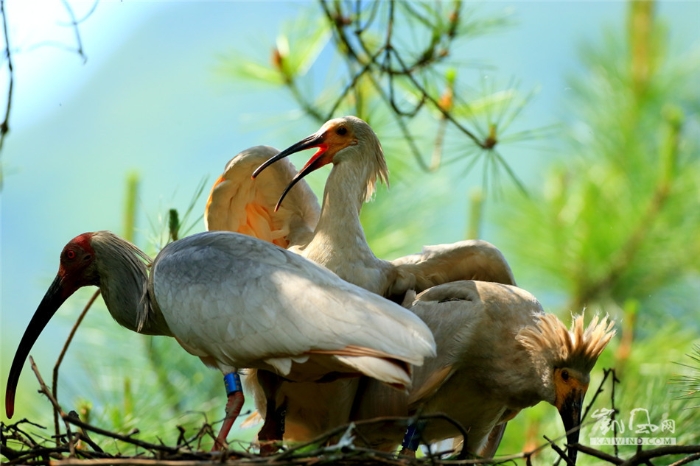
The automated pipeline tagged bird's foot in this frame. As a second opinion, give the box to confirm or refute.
[398,420,425,458]
[258,441,282,456]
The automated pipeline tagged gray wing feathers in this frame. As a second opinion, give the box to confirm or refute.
[153,232,435,370]
[390,240,516,295]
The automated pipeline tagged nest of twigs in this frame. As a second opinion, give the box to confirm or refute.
[3,295,699,465]
[3,360,700,466]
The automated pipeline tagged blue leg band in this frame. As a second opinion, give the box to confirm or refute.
[401,421,425,451]
[224,372,242,396]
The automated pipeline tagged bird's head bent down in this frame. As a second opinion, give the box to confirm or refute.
[252,116,389,211]
[5,231,158,419]
[517,314,615,464]
[5,233,98,418]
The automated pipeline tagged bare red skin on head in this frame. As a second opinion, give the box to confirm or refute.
[67,233,95,256]
[57,232,97,296]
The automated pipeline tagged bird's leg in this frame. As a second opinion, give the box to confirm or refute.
[258,399,287,455]
[212,372,244,452]
[399,420,427,457]
[256,370,285,456]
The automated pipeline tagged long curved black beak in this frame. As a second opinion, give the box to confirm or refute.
[252,134,321,179]
[559,390,584,464]
[252,133,328,211]
[6,274,72,418]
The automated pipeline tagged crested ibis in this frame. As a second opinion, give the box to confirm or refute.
[252,115,516,298]
[5,230,437,450]
[351,281,615,463]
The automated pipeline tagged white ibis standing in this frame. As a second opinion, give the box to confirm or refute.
[5,230,437,450]
[350,281,615,463]
[252,115,516,299]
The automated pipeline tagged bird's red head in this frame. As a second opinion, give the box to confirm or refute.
[58,233,98,287]
[5,232,98,418]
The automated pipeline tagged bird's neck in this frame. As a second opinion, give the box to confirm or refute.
[317,160,370,242]
[92,235,172,336]
[302,160,392,292]
[504,347,555,409]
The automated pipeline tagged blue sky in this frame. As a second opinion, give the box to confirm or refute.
[1,0,698,421]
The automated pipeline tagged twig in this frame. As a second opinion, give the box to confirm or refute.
[581,368,614,422]
[669,452,700,466]
[0,0,14,158]
[611,368,620,457]
[543,435,575,466]
[52,289,101,445]
[51,461,230,466]
[619,445,700,466]
[574,443,624,464]
[28,356,76,458]
[59,0,90,63]
[574,443,700,466]
[314,0,519,172]
[67,411,104,454]
[61,416,183,455]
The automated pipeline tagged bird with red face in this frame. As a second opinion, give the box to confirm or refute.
[5,230,436,450]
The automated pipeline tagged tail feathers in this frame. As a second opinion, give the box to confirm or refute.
[240,410,264,429]
[333,355,412,390]
[311,344,428,367]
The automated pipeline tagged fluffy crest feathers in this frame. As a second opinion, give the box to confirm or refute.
[516,314,616,373]
[349,116,389,202]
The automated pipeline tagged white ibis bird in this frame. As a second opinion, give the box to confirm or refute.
[5,230,437,450]
[252,115,516,298]
[349,281,615,463]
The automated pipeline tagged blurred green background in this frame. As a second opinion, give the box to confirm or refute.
[1,0,698,463]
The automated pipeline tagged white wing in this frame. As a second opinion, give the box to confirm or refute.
[152,231,435,384]
[205,146,320,249]
[389,240,517,297]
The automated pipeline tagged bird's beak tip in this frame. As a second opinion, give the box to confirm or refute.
[5,393,15,419]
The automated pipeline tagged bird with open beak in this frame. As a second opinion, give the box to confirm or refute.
[252,116,516,299]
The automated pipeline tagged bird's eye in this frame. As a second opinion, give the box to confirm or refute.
[336,126,348,136]
[561,369,570,381]
[65,250,76,260]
